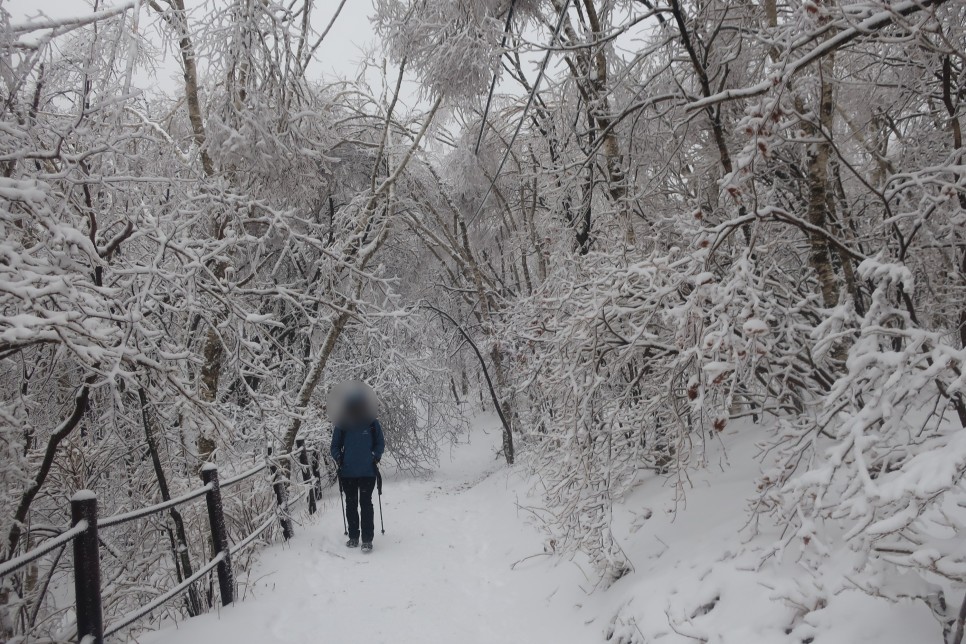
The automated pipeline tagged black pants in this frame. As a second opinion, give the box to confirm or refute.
[341,476,376,542]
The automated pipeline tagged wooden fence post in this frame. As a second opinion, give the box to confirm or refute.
[296,439,316,515]
[200,465,234,606]
[268,447,294,540]
[71,491,103,644]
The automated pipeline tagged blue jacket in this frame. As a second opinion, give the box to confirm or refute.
[330,419,385,478]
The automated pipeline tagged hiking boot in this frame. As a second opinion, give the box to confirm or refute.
[361,541,373,553]
[346,538,359,548]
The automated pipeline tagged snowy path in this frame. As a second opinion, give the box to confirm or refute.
[143,419,593,644]
[138,417,946,644]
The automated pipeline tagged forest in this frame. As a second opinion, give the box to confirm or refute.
[2,0,966,641]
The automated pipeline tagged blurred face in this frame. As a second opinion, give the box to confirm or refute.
[346,398,368,423]
[327,380,377,425]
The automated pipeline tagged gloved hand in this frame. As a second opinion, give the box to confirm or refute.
[373,457,381,467]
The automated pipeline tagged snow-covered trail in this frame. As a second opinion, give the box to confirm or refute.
[143,417,593,644]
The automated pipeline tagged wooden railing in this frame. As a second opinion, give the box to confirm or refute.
[0,440,326,643]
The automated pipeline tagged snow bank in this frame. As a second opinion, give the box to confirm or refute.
[591,423,942,644]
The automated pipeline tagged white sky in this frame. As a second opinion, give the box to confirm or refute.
[5,0,384,97]
[5,1,655,141]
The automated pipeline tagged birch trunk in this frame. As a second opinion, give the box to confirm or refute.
[152,0,222,462]
[554,0,636,245]
[803,55,840,309]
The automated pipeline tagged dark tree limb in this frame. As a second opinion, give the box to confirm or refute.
[952,590,966,644]
[5,376,94,560]
[138,386,204,615]
[419,304,515,464]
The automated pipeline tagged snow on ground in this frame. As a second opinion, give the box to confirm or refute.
[142,416,945,644]
[141,415,594,644]
[587,422,944,644]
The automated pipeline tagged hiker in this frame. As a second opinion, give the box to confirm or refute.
[330,390,385,553]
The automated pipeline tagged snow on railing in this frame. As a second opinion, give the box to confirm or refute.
[0,443,326,643]
[0,520,88,578]
[220,461,270,489]
[103,552,226,638]
[98,485,212,530]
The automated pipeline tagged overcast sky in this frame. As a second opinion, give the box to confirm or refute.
[6,1,653,140]
[6,0,384,98]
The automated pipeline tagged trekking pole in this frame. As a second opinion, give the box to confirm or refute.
[337,474,347,536]
[376,467,385,534]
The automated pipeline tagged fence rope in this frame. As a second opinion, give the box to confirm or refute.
[15,461,274,539]
[220,462,269,490]
[0,520,88,578]
[230,514,276,556]
[99,484,212,529]
[98,453,288,529]
[102,552,226,638]
[8,447,318,640]
[103,480,312,636]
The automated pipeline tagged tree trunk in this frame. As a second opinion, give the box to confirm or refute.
[803,54,840,309]
[138,387,205,615]
[282,309,352,459]
[4,379,92,560]
[153,0,224,463]
[668,0,750,244]
[166,0,214,177]
[554,0,635,245]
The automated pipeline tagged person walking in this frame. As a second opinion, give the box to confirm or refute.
[330,391,385,553]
